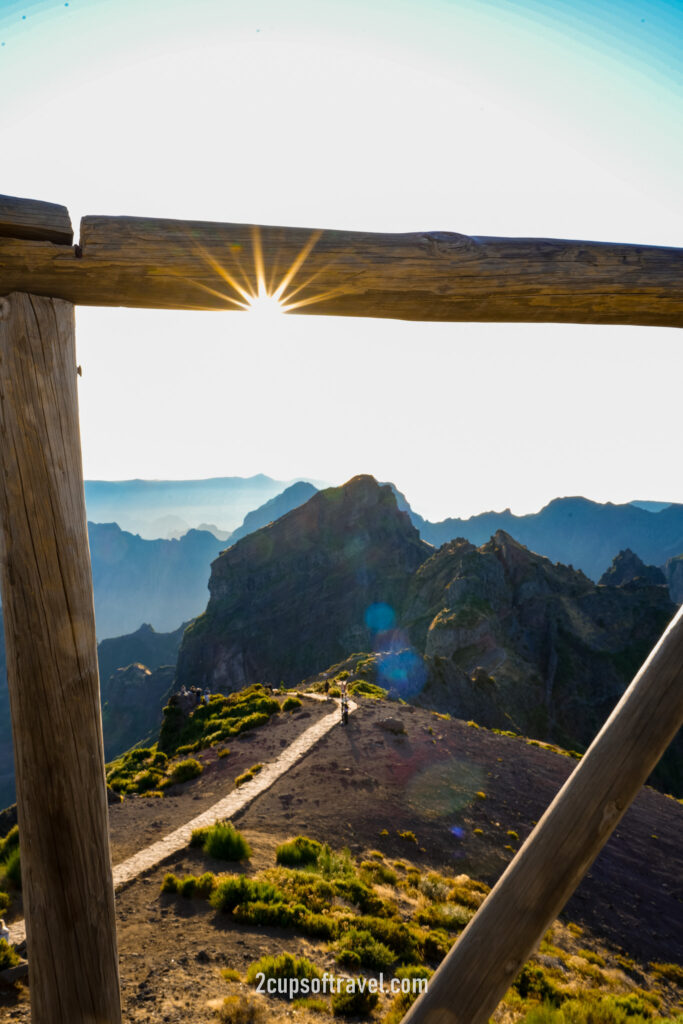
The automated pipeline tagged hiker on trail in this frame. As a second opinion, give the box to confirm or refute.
[203,688,211,705]
[0,919,10,945]
[339,679,350,725]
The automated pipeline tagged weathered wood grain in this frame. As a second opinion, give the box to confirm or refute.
[0,194,73,244]
[0,213,681,324]
[400,604,683,1024]
[0,293,121,1024]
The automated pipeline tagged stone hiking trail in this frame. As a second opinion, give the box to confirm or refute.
[7,693,355,949]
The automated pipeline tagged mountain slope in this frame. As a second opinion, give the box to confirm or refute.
[227,481,318,546]
[176,475,431,691]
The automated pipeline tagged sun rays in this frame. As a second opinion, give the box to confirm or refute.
[188,226,345,316]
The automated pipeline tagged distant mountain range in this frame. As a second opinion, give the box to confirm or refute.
[407,496,683,582]
[84,474,321,538]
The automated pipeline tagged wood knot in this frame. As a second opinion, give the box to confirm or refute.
[0,297,10,321]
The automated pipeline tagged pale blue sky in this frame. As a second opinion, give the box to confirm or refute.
[2,0,681,520]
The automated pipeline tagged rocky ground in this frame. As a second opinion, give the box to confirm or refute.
[1,696,681,1022]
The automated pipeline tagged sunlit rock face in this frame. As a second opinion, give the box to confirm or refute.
[175,475,431,692]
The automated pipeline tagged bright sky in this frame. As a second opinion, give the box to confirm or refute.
[2,0,682,521]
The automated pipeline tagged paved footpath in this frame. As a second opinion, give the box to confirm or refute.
[8,694,355,948]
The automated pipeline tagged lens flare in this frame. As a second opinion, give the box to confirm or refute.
[187,225,346,316]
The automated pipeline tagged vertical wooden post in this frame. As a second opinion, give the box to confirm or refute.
[400,604,683,1024]
[0,293,121,1023]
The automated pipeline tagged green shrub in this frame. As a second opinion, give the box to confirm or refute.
[2,846,21,889]
[349,680,387,699]
[236,712,270,734]
[395,965,432,981]
[577,949,605,967]
[317,844,355,880]
[233,900,300,929]
[334,928,395,971]
[397,830,418,843]
[384,992,416,1024]
[513,964,564,1006]
[246,951,321,985]
[217,993,264,1023]
[360,860,398,886]
[649,961,683,984]
[421,928,453,962]
[131,769,163,793]
[191,821,251,861]
[0,890,9,914]
[160,872,216,898]
[170,758,203,783]
[0,826,19,861]
[416,901,473,931]
[176,741,202,754]
[211,875,283,912]
[126,747,153,764]
[282,696,302,712]
[531,994,670,1023]
[354,915,421,963]
[293,997,329,1014]
[333,878,386,916]
[0,938,20,971]
[235,763,263,787]
[276,836,322,868]
[161,872,179,894]
[419,873,450,902]
[331,986,378,1017]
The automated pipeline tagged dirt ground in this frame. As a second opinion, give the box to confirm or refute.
[1,697,681,1022]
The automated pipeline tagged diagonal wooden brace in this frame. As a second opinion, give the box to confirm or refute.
[400,604,683,1024]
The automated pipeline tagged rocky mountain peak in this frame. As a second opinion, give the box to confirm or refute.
[599,549,667,588]
[176,475,431,692]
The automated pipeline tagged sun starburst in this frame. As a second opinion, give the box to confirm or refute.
[188,226,344,316]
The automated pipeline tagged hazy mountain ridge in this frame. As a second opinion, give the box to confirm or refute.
[411,496,683,581]
[84,474,320,537]
[88,523,225,637]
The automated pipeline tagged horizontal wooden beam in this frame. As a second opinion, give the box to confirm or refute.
[0,194,73,245]
[0,205,682,325]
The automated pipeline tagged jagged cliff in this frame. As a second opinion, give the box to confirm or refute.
[406,534,675,750]
[598,548,667,588]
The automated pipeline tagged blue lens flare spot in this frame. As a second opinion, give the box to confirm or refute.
[450,825,465,839]
[364,602,396,633]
